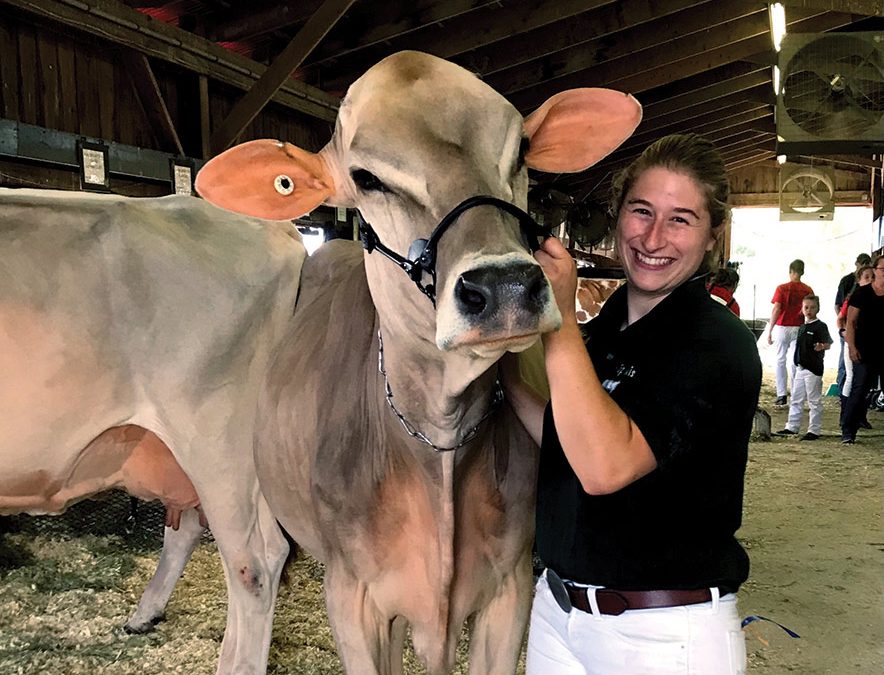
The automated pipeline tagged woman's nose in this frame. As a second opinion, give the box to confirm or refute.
[642,218,666,250]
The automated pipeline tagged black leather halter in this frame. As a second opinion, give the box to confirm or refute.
[357,195,550,306]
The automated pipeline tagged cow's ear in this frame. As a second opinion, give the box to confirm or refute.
[523,89,642,174]
[195,139,334,220]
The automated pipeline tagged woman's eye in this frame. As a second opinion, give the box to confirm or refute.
[351,169,389,193]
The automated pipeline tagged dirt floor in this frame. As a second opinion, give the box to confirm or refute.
[0,369,881,674]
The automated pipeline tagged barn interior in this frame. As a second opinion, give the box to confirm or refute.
[0,2,883,674]
[0,0,881,258]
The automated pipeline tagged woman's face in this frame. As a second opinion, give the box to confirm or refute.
[858,269,874,286]
[616,166,716,304]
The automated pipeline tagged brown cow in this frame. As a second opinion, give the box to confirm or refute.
[197,51,640,673]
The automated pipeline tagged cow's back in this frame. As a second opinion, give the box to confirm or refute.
[0,189,304,512]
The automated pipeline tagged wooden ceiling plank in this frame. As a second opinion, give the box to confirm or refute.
[509,10,854,112]
[455,0,710,79]
[726,152,777,171]
[313,0,620,91]
[1,0,340,122]
[641,67,772,119]
[488,1,765,96]
[307,0,505,68]
[731,190,870,206]
[210,0,355,153]
[642,88,773,134]
[123,51,185,155]
[779,0,883,16]
[211,1,324,43]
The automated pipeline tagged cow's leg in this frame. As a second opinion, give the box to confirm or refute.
[125,507,205,633]
[324,561,399,675]
[203,489,287,675]
[466,550,533,675]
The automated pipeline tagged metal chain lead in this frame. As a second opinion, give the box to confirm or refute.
[377,330,503,453]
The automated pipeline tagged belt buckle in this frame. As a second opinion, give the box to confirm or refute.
[545,569,572,613]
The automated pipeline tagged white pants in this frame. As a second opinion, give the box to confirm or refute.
[772,325,799,397]
[787,366,823,434]
[526,573,747,675]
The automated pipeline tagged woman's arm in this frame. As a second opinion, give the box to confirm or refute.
[536,238,657,495]
[845,305,861,362]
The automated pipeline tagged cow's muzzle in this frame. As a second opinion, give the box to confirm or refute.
[357,195,550,306]
[455,261,547,319]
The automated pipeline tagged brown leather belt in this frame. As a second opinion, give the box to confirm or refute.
[565,584,713,616]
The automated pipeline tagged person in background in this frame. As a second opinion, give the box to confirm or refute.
[502,134,761,674]
[767,259,814,407]
[776,294,832,441]
[835,253,872,393]
[708,266,741,316]
[838,264,874,431]
[841,254,884,444]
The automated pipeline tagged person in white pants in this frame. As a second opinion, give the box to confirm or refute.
[777,295,832,441]
[767,260,814,406]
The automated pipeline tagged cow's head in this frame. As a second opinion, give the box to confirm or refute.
[197,51,640,361]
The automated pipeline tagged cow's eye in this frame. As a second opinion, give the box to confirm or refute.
[351,169,389,193]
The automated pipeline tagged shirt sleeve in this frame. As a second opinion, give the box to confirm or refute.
[848,286,866,311]
[771,284,783,304]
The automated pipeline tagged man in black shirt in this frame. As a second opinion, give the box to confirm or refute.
[835,253,871,391]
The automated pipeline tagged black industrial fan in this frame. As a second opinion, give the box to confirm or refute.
[565,201,612,248]
[777,31,884,155]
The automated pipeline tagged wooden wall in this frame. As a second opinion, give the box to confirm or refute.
[0,9,329,192]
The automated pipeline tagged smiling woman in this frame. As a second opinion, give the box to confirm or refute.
[502,133,762,675]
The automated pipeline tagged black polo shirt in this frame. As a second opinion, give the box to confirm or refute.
[849,283,884,369]
[536,276,762,593]
[794,319,831,376]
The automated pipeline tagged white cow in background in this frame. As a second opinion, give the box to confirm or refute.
[0,190,304,674]
[197,50,641,673]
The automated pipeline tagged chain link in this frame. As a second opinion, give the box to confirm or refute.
[377,330,503,452]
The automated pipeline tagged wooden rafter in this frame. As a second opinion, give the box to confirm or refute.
[455,0,710,79]
[123,51,184,156]
[487,1,764,96]
[779,0,883,15]
[211,1,324,42]
[312,0,620,92]
[509,10,856,112]
[0,0,340,122]
[209,0,356,154]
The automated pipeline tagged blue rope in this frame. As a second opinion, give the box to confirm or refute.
[742,615,801,638]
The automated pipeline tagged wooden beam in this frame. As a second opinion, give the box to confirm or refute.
[307,0,504,68]
[211,1,323,42]
[731,190,871,206]
[122,51,184,156]
[210,0,355,153]
[1,0,340,122]
[313,0,620,92]
[778,0,883,15]
[726,152,777,171]
[509,10,856,112]
[487,2,764,96]
[198,74,210,160]
[455,0,710,78]
[641,67,772,119]
[642,85,774,133]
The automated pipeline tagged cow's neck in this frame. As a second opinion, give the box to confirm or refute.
[376,325,498,452]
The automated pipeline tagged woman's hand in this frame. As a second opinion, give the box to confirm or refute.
[535,237,578,325]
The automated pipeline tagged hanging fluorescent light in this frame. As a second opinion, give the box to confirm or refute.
[777,154,787,164]
[769,3,786,52]
[772,65,781,96]
[77,138,110,191]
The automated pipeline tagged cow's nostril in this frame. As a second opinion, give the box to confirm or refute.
[456,277,487,315]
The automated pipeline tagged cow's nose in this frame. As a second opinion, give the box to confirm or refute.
[455,263,547,317]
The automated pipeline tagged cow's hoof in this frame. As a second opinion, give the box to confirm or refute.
[123,614,165,634]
